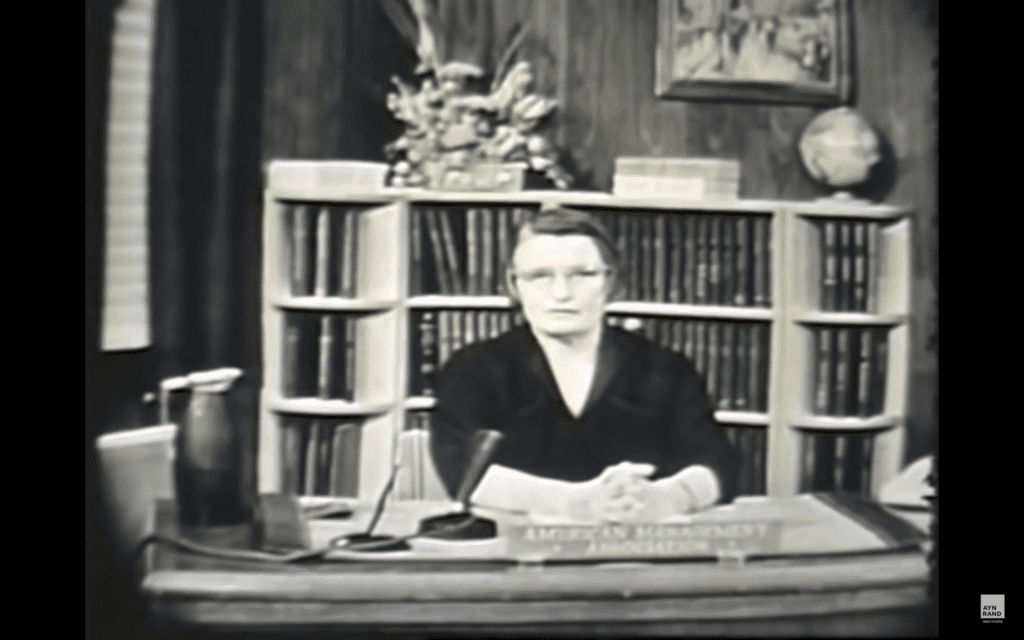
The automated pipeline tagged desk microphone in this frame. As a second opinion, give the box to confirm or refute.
[337,429,504,551]
[418,429,504,539]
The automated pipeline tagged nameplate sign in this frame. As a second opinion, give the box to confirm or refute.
[505,521,783,560]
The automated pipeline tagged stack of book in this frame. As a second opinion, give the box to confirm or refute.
[819,219,882,313]
[586,210,771,306]
[810,326,888,417]
[283,312,357,400]
[409,309,525,396]
[606,316,770,413]
[279,418,362,497]
[799,430,876,495]
[410,206,536,296]
[613,157,740,200]
[287,204,361,298]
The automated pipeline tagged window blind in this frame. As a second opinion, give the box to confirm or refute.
[101,0,156,351]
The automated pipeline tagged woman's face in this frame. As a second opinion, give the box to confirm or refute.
[509,232,613,339]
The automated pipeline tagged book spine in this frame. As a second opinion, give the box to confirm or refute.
[328,422,346,496]
[654,214,666,303]
[418,311,437,396]
[800,431,814,492]
[343,316,356,401]
[866,221,880,314]
[753,217,768,308]
[424,208,452,295]
[343,421,362,497]
[821,220,838,312]
[280,418,302,495]
[438,310,451,368]
[696,216,708,304]
[615,215,629,299]
[284,319,299,397]
[694,320,707,377]
[497,208,511,295]
[684,215,697,304]
[684,319,695,363]
[644,317,658,342]
[439,208,464,295]
[318,315,333,399]
[629,216,641,300]
[718,322,734,410]
[733,323,749,411]
[838,222,852,312]
[341,207,358,298]
[708,216,721,305]
[833,434,847,490]
[853,222,867,312]
[706,321,719,404]
[466,207,478,296]
[304,421,321,495]
[477,309,488,344]
[734,217,749,306]
[872,329,888,414]
[834,327,851,416]
[762,217,772,307]
[813,327,834,415]
[856,328,873,417]
[671,318,684,354]
[487,310,500,339]
[291,204,309,296]
[668,214,683,303]
[721,217,734,307]
[481,207,494,295]
[641,216,654,302]
[451,310,464,355]
[315,207,330,297]
[749,323,764,412]
[410,206,423,295]
[658,318,673,350]
[500,310,512,333]
[463,309,476,347]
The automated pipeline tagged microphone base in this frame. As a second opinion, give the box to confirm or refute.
[338,533,411,552]
[418,513,497,540]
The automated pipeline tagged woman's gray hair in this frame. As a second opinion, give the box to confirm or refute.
[508,207,625,300]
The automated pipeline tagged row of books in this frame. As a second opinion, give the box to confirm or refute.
[799,430,875,495]
[721,424,767,496]
[819,219,882,313]
[810,326,888,417]
[410,206,533,296]
[283,312,357,400]
[608,315,770,412]
[590,210,772,307]
[410,205,772,308]
[279,418,362,496]
[410,309,526,396]
[287,204,361,298]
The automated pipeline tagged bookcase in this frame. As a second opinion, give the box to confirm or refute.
[259,161,912,504]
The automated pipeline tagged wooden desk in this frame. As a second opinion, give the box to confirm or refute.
[141,494,933,638]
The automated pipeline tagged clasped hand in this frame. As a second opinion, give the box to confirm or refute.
[567,462,693,523]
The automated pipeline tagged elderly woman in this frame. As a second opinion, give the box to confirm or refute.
[429,207,740,522]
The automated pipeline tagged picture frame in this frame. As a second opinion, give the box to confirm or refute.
[655,0,853,105]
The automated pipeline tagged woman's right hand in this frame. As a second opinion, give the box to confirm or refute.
[566,462,656,521]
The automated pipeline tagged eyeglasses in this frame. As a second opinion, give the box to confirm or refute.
[512,267,611,289]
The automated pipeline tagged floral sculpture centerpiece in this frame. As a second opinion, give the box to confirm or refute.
[383,33,572,191]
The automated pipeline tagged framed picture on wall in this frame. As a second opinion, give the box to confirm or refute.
[655,0,852,105]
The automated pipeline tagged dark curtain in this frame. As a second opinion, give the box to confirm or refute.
[87,0,264,637]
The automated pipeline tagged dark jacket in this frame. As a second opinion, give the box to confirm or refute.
[429,324,741,504]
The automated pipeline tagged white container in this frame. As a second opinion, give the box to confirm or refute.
[95,424,177,566]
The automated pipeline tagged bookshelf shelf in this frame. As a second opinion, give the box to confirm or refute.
[261,160,913,502]
[275,297,399,312]
[268,397,394,416]
[407,295,514,309]
[792,415,900,431]
[795,312,906,326]
[607,302,775,320]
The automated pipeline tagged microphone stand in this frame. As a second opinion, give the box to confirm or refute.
[336,429,504,551]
